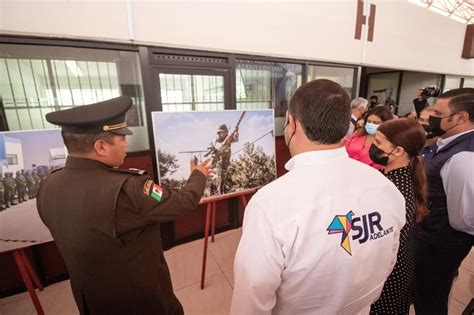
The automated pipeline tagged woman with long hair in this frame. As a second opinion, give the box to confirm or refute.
[369,118,429,314]
[345,106,394,170]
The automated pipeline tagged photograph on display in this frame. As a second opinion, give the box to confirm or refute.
[0,129,65,252]
[152,110,276,197]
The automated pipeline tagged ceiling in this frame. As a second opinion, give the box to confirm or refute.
[409,0,473,24]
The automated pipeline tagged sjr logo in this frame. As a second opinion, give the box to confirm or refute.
[327,211,393,255]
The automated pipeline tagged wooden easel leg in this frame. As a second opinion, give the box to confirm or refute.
[12,249,45,315]
[19,249,43,291]
[239,195,248,209]
[200,202,212,290]
[211,201,216,243]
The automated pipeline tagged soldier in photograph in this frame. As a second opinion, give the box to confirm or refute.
[0,173,5,211]
[15,170,27,203]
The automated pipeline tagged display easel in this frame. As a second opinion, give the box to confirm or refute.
[199,188,256,289]
[11,248,45,315]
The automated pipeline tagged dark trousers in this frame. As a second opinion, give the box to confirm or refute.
[414,236,472,314]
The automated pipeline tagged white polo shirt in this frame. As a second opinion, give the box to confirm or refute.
[231,147,406,315]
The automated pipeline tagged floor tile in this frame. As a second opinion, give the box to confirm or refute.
[451,265,474,306]
[175,274,233,315]
[461,248,474,273]
[166,241,221,291]
[164,237,203,257]
[223,268,234,289]
[208,229,242,272]
[448,297,467,315]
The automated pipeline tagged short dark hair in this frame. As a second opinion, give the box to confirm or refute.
[370,95,378,101]
[357,106,394,136]
[62,131,115,154]
[440,88,474,122]
[288,79,350,144]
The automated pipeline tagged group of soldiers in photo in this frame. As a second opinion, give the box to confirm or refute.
[0,165,60,211]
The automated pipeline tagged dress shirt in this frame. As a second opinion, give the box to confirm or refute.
[437,130,474,235]
[231,148,405,315]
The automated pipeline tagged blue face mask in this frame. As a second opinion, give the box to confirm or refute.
[365,122,379,135]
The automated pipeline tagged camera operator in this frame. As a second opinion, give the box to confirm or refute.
[413,86,440,118]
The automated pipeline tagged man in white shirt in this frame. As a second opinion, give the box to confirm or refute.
[347,97,368,136]
[413,88,474,314]
[231,79,406,315]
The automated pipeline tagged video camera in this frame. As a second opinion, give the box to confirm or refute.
[420,86,441,99]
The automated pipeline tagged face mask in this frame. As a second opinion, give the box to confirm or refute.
[421,124,431,133]
[368,143,395,166]
[365,123,379,135]
[421,124,435,139]
[284,118,296,150]
[428,114,456,137]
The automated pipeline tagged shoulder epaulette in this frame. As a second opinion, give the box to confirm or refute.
[110,167,148,175]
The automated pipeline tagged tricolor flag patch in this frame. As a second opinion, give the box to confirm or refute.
[150,184,163,202]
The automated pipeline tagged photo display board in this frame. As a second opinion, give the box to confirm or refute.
[152,110,277,197]
[0,129,65,253]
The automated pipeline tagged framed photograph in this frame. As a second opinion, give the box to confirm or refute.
[0,129,64,253]
[152,110,276,197]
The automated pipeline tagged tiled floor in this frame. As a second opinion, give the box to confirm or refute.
[0,228,472,315]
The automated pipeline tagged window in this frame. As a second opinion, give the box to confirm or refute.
[0,44,148,151]
[159,73,225,111]
[236,60,303,117]
[307,65,355,97]
[6,154,18,165]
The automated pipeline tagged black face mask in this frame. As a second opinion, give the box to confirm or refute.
[284,119,296,149]
[421,124,431,133]
[428,114,457,137]
[421,124,435,139]
[368,144,395,166]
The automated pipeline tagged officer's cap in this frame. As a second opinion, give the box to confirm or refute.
[217,124,228,133]
[46,96,133,135]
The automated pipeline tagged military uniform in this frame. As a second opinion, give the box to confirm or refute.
[25,171,35,199]
[38,156,206,315]
[0,175,5,210]
[32,170,40,197]
[4,173,16,206]
[15,171,27,203]
[37,96,208,315]
[209,124,238,194]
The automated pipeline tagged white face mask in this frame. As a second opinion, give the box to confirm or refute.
[365,123,379,135]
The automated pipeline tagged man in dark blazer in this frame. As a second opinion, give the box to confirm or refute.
[37,96,212,315]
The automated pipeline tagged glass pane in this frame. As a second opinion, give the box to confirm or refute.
[0,59,15,107]
[29,108,45,129]
[0,44,148,151]
[236,60,303,117]
[5,109,20,130]
[6,59,27,108]
[307,65,355,98]
[17,108,33,130]
[159,73,225,112]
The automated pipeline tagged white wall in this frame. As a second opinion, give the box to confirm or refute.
[1,0,473,76]
[464,77,474,87]
[366,0,474,76]
[444,75,463,91]
[1,137,24,174]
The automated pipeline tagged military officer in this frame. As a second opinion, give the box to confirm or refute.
[15,170,27,203]
[25,170,35,199]
[4,173,16,207]
[31,169,40,197]
[0,173,5,211]
[37,96,212,315]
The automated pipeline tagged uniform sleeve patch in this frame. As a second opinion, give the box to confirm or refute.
[143,180,153,196]
[144,180,163,202]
